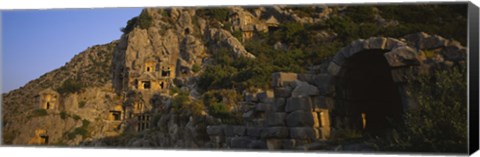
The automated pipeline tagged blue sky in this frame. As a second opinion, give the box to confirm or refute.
[2,8,142,93]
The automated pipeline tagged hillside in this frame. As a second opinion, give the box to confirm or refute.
[2,4,468,153]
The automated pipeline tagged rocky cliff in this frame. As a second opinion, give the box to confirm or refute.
[2,4,468,151]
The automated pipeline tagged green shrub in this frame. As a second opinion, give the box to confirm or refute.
[170,87,180,95]
[192,64,201,73]
[60,111,67,119]
[31,109,48,117]
[121,17,138,34]
[56,78,83,95]
[67,127,88,140]
[78,101,86,108]
[120,10,153,34]
[208,102,229,118]
[66,119,91,140]
[172,90,190,110]
[232,30,243,42]
[371,66,467,153]
[138,10,153,29]
[82,119,90,128]
[72,115,81,121]
[171,91,206,116]
[197,8,230,21]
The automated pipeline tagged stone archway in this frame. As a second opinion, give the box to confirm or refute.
[327,37,421,133]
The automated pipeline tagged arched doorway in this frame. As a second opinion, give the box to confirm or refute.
[337,49,403,133]
[327,37,420,134]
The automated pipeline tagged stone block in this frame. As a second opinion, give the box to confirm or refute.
[289,127,316,140]
[209,135,225,144]
[255,103,272,112]
[248,140,267,149]
[311,96,327,112]
[266,139,283,150]
[224,125,234,137]
[233,126,246,136]
[242,110,255,119]
[206,125,224,136]
[384,37,406,50]
[252,118,266,126]
[313,74,332,95]
[274,87,292,98]
[344,39,365,57]
[261,127,289,138]
[291,81,319,97]
[257,90,274,103]
[384,46,419,67]
[283,139,296,150]
[297,74,316,84]
[331,52,346,65]
[273,98,286,112]
[286,111,314,127]
[272,72,298,87]
[246,127,262,138]
[266,112,286,127]
[230,137,252,149]
[285,97,312,112]
[327,62,341,76]
[365,37,387,50]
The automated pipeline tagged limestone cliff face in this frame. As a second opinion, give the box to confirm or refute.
[3,41,118,145]
[2,5,467,151]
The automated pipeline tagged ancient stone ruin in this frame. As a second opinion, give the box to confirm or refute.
[28,129,49,145]
[37,88,59,110]
[206,72,333,150]
[204,32,466,149]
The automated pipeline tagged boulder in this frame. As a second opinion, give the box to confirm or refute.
[441,45,466,62]
[384,46,420,67]
[285,97,312,112]
[286,111,314,127]
[404,32,448,50]
[205,28,256,59]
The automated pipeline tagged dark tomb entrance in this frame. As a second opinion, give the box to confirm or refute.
[338,49,403,133]
[40,135,49,144]
[143,81,151,89]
